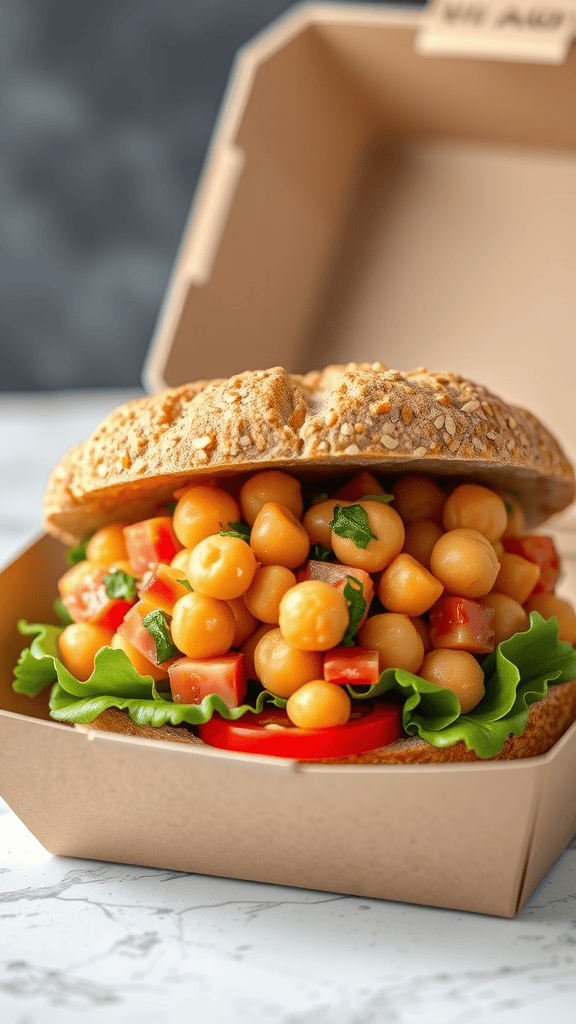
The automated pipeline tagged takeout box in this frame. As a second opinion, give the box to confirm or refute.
[2,2,576,918]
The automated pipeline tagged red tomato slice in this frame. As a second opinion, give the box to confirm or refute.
[198,701,402,759]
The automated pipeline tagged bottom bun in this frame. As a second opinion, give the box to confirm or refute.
[74,680,576,763]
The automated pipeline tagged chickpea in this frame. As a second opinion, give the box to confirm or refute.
[330,501,405,573]
[303,499,345,549]
[243,565,296,623]
[279,580,349,651]
[187,534,256,600]
[443,484,507,543]
[250,502,310,569]
[253,628,324,698]
[227,597,259,647]
[358,613,424,674]
[111,632,168,681]
[172,485,240,549]
[378,553,444,617]
[430,528,499,599]
[480,593,529,646]
[286,680,351,729]
[497,492,526,538]
[403,520,443,570]
[86,523,128,566]
[392,475,445,524]
[171,592,235,659]
[419,649,485,714]
[171,548,193,573]
[242,622,275,680]
[411,616,431,653]
[525,593,576,645]
[494,553,540,606]
[240,470,303,526]
[58,622,114,681]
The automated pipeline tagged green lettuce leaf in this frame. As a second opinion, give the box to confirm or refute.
[13,620,286,728]
[347,613,576,758]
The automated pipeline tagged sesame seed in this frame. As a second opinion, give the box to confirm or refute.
[196,450,209,463]
[343,443,360,455]
[445,415,456,436]
[449,439,460,453]
[239,435,252,447]
[380,423,394,435]
[401,405,413,425]
[486,432,497,441]
[370,399,391,416]
[434,415,445,430]
[413,446,427,458]
[325,410,338,427]
[381,435,399,450]
[460,400,480,413]
[508,416,517,429]
[340,423,354,436]
[192,435,212,449]
[317,441,328,451]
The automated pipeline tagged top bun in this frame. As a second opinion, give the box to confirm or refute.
[44,363,575,544]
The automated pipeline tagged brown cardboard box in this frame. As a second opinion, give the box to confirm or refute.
[2,4,576,917]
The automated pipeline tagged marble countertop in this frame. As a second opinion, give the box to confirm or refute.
[2,392,576,1024]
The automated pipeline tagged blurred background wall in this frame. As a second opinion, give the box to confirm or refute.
[3,1,430,390]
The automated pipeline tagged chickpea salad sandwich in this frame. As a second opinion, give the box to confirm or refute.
[13,364,576,763]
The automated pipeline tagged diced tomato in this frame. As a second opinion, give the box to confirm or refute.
[139,563,191,614]
[118,600,171,667]
[61,565,135,631]
[91,598,135,632]
[503,536,560,595]
[297,560,374,628]
[198,701,402,759]
[429,596,495,654]
[124,517,182,576]
[333,471,386,501]
[324,646,380,686]
[169,654,247,709]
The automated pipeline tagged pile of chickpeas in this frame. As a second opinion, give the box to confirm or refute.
[56,469,576,731]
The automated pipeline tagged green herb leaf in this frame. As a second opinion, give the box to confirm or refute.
[142,609,179,663]
[341,576,366,647]
[310,492,329,506]
[164,499,178,516]
[329,504,377,550]
[362,493,394,504]
[309,543,333,562]
[53,598,74,626]
[504,500,514,517]
[219,521,251,542]
[65,534,92,567]
[177,577,193,591]
[104,569,138,601]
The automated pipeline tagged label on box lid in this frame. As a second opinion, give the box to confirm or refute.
[416,0,576,62]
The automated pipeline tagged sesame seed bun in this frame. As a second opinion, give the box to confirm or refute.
[44,364,575,545]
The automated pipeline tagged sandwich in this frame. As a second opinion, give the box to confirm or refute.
[13,362,576,762]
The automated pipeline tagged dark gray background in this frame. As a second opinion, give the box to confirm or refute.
[1,0,422,392]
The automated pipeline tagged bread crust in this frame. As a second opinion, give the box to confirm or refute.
[44,364,575,543]
[75,681,576,763]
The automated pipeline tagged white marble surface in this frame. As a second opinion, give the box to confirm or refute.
[2,392,576,1024]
